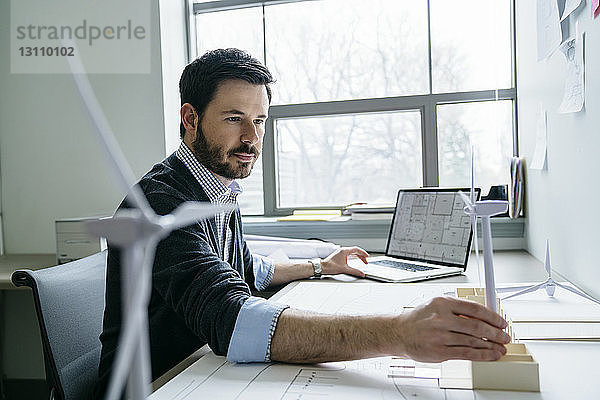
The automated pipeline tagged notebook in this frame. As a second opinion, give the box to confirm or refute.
[350,188,481,283]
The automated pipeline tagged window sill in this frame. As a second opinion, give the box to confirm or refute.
[242,216,526,252]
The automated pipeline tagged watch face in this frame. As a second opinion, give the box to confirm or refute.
[311,259,322,276]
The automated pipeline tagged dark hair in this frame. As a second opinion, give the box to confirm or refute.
[179,48,274,139]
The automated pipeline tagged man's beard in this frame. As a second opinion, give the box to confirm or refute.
[191,128,259,180]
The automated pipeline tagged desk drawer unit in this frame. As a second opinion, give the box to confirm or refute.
[55,218,106,264]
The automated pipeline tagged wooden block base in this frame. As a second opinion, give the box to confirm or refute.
[441,288,540,392]
[439,343,540,391]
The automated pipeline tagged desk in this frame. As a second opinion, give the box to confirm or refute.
[151,250,600,399]
[0,254,55,399]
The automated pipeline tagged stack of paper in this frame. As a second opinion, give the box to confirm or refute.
[343,203,395,221]
[276,209,342,222]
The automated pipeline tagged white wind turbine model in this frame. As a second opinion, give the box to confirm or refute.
[459,153,509,312]
[65,42,234,400]
[498,240,600,305]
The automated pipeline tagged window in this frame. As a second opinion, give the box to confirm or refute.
[276,110,423,207]
[264,1,430,104]
[437,101,514,191]
[430,0,513,93]
[195,6,264,61]
[191,0,517,215]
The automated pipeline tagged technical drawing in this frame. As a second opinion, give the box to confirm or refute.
[150,283,548,400]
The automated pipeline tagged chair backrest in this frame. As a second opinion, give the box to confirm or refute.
[12,250,107,400]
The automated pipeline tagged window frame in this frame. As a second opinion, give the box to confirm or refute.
[189,0,519,216]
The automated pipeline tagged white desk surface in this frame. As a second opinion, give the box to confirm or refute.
[151,250,600,399]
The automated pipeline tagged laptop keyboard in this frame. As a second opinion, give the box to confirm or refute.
[371,259,436,272]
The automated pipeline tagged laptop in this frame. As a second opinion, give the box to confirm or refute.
[350,188,481,283]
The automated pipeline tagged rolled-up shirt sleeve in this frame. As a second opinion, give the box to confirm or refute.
[252,254,275,291]
[226,297,289,362]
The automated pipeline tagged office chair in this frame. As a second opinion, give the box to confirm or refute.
[12,250,107,400]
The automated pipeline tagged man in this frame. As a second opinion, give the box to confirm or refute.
[95,48,509,398]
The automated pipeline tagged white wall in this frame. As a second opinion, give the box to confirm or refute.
[516,0,600,299]
[0,0,170,254]
[159,0,188,154]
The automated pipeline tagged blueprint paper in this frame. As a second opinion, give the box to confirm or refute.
[561,0,582,21]
[149,351,461,400]
[273,281,449,315]
[148,281,600,399]
[537,0,563,60]
[148,283,454,400]
[529,106,548,170]
[558,34,585,113]
[512,322,600,339]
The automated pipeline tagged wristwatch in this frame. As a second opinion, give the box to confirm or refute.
[309,258,322,278]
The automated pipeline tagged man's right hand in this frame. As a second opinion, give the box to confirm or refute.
[393,296,511,363]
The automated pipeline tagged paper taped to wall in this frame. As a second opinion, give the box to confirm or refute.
[559,33,585,113]
[537,0,562,61]
[561,0,583,21]
[529,105,547,170]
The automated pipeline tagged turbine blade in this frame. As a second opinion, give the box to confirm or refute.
[458,191,474,210]
[86,216,143,246]
[168,202,237,230]
[501,281,547,301]
[497,285,535,293]
[63,39,152,216]
[554,282,600,306]
[545,239,552,277]
[470,146,475,203]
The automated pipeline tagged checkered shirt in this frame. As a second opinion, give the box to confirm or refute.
[176,142,241,261]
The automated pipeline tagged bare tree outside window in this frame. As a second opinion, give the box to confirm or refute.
[438,101,513,194]
[193,0,515,214]
[265,0,429,104]
[276,111,422,207]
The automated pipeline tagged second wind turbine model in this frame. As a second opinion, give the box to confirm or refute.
[499,240,600,305]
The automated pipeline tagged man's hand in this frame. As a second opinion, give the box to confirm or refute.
[270,247,369,286]
[393,296,511,363]
[321,247,369,278]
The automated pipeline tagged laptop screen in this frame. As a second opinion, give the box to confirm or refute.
[386,188,481,268]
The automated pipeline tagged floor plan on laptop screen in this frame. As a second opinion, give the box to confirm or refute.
[388,192,472,264]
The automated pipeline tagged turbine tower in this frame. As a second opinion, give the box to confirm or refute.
[460,152,508,312]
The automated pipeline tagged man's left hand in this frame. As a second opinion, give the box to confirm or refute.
[321,247,369,277]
